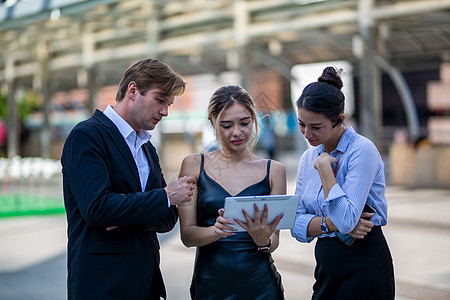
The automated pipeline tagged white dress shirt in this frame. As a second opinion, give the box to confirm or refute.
[103,105,151,192]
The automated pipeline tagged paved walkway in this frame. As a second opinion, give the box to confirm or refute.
[1,185,450,299]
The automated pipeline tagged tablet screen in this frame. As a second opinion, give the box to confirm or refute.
[223,195,299,232]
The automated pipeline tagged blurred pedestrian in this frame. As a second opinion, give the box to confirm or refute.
[291,67,395,299]
[178,85,286,299]
[260,114,277,159]
[61,58,195,300]
[0,119,7,156]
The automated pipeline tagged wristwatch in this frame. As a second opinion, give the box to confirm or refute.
[320,216,329,234]
[257,239,272,251]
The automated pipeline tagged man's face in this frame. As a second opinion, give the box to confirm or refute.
[129,88,175,131]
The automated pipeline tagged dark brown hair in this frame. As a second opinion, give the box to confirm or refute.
[296,66,345,123]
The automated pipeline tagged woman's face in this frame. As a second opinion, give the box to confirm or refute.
[218,102,254,152]
[297,108,338,148]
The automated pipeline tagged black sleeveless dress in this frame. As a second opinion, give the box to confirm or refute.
[189,154,284,300]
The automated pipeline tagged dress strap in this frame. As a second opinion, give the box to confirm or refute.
[267,159,271,176]
[200,153,205,171]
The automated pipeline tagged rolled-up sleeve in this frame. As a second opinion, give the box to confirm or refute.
[321,140,380,234]
[291,209,315,243]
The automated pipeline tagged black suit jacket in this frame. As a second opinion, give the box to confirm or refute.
[61,110,178,300]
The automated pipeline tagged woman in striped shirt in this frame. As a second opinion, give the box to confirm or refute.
[291,66,395,300]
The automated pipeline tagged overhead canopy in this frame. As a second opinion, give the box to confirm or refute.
[0,0,449,158]
[0,0,449,88]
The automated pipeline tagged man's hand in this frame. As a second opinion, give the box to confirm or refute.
[164,176,196,205]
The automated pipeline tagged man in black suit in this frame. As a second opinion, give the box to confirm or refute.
[61,58,195,300]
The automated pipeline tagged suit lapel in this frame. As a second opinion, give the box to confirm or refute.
[142,142,165,191]
[93,110,140,185]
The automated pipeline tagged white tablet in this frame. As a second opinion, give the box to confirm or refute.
[223,195,300,232]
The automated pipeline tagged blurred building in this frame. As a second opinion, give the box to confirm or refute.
[0,0,449,186]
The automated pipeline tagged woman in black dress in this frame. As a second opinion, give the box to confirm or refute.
[178,85,286,300]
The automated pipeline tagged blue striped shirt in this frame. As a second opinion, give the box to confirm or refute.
[291,127,388,243]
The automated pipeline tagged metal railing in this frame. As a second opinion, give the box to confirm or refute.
[0,157,64,217]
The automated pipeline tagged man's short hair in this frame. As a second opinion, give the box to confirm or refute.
[116,58,185,101]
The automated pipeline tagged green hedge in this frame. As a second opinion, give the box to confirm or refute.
[0,194,65,217]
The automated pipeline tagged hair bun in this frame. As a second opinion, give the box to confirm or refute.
[318,67,343,90]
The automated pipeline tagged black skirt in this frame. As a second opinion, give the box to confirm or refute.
[313,226,395,300]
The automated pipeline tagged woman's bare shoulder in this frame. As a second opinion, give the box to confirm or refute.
[180,153,203,177]
[269,159,286,172]
[182,153,202,164]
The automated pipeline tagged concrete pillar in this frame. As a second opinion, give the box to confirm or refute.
[145,2,161,59]
[145,3,163,154]
[82,30,97,113]
[86,66,97,113]
[6,82,18,158]
[233,0,250,90]
[357,0,382,148]
[37,42,51,159]
[5,53,18,158]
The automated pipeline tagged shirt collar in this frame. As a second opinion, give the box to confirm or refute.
[316,127,356,155]
[334,127,356,154]
[103,105,151,143]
